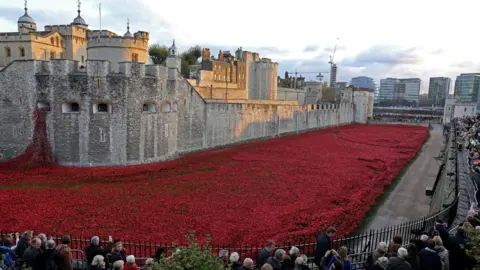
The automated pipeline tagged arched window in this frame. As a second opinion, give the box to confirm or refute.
[36,101,50,111]
[18,47,25,57]
[55,37,59,47]
[93,103,110,113]
[142,102,157,113]
[161,102,171,113]
[50,37,54,45]
[172,102,178,112]
[5,47,11,57]
[62,102,80,113]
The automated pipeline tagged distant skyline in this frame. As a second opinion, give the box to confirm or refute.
[1,0,479,93]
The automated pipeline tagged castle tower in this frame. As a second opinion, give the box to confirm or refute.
[166,39,181,72]
[72,0,88,28]
[17,0,37,33]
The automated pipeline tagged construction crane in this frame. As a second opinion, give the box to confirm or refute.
[328,38,339,87]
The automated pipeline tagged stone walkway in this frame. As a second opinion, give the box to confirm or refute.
[363,124,444,230]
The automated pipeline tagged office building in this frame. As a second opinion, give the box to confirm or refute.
[330,64,337,87]
[428,77,451,106]
[454,73,480,103]
[351,76,378,102]
[378,78,421,105]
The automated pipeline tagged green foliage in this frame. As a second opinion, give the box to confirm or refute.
[151,231,224,270]
[179,45,202,78]
[149,44,169,65]
[467,228,480,265]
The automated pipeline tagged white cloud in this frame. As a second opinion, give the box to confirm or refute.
[1,0,480,93]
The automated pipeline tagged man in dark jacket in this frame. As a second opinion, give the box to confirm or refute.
[16,231,33,258]
[314,227,336,267]
[388,247,411,270]
[34,240,56,270]
[23,238,42,268]
[447,227,469,270]
[86,236,113,268]
[257,240,275,269]
[264,249,285,270]
[108,240,127,266]
[418,239,442,270]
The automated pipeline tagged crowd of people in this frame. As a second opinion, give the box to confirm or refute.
[0,230,315,270]
[456,116,480,202]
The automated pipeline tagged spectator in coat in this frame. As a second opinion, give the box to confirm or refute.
[229,252,243,270]
[56,235,73,270]
[218,249,229,270]
[16,231,33,258]
[86,236,113,268]
[387,247,411,270]
[314,227,336,267]
[366,242,387,269]
[418,239,442,270]
[37,234,47,252]
[447,227,469,270]
[112,260,124,270]
[23,238,42,267]
[0,236,17,267]
[411,235,429,252]
[90,255,106,270]
[281,246,299,270]
[388,235,403,256]
[265,249,285,270]
[370,257,388,270]
[109,240,127,265]
[293,256,309,270]
[34,240,56,270]
[433,236,449,270]
[258,240,275,269]
[434,219,450,246]
[123,255,139,270]
[241,258,255,270]
[405,243,419,270]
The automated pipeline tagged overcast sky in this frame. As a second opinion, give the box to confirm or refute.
[1,0,479,93]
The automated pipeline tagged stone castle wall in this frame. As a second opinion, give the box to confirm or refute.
[0,59,361,166]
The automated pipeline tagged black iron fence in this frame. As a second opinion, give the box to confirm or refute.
[1,202,455,269]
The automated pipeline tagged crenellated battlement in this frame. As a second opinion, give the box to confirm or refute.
[12,59,171,79]
[44,24,88,37]
[0,32,35,42]
[87,36,148,51]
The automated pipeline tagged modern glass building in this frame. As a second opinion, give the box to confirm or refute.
[378,78,421,105]
[351,76,378,102]
[454,73,480,103]
[428,77,451,106]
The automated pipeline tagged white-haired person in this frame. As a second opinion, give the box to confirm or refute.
[369,257,389,270]
[86,236,113,268]
[365,242,387,269]
[112,260,124,270]
[387,247,411,270]
[282,246,300,270]
[143,258,154,270]
[124,255,139,270]
[229,252,242,270]
[241,258,254,270]
[294,255,309,270]
[91,255,106,270]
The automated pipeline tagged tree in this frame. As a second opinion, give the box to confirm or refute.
[151,232,224,270]
[149,44,169,65]
[179,45,202,78]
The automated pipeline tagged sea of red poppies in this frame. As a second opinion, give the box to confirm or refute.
[0,124,428,246]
